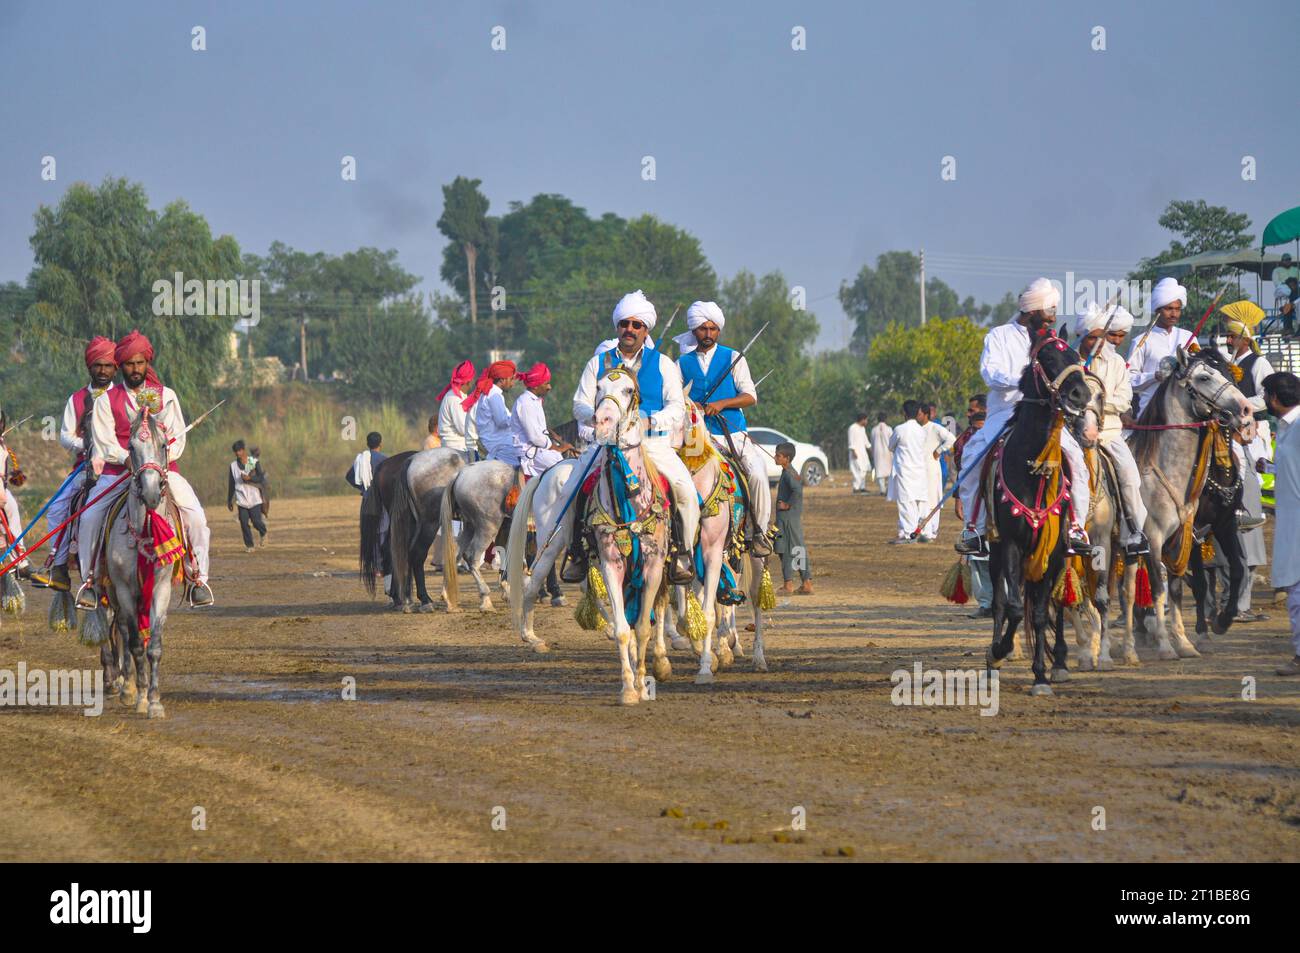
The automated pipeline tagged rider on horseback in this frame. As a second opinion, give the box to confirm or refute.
[674,301,773,558]
[1074,302,1151,557]
[568,290,700,586]
[77,330,214,608]
[30,337,118,592]
[955,278,1093,557]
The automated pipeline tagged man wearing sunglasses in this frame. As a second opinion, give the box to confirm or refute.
[570,290,699,584]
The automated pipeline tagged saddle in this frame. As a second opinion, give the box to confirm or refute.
[91,492,188,604]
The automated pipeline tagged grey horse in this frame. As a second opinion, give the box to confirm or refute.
[80,407,175,718]
[440,459,517,612]
[385,448,467,612]
[1127,347,1254,661]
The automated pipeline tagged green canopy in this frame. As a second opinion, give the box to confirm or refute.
[1158,246,1288,279]
[1262,205,1300,248]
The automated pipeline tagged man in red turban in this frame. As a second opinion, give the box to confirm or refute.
[29,337,121,593]
[436,360,478,460]
[77,329,215,608]
[467,361,519,466]
[511,363,569,479]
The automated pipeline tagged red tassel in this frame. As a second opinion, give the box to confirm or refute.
[1135,564,1153,608]
[1062,570,1078,607]
[951,573,969,605]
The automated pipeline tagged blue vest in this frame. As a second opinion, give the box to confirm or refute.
[679,345,746,436]
[601,347,665,420]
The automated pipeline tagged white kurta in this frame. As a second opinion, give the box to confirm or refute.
[1129,324,1195,415]
[888,419,929,538]
[847,422,869,489]
[1088,345,1148,542]
[475,387,518,465]
[437,389,477,453]
[511,390,562,478]
[869,422,893,479]
[46,384,113,564]
[1271,405,1300,591]
[82,383,210,584]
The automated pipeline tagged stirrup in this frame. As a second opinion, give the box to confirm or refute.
[667,551,695,586]
[747,532,773,558]
[1066,530,1094,557]
[954,531,985,555]
[1123,534,1150,558]
[74,582,99,611]
[560,544,588,584]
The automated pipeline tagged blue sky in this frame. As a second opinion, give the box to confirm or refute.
[2,0,1294,349]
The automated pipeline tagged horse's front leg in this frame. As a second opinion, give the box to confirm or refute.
[1050,599,1069,682]
[597,535,636,705]
[636,535,667,701]
[989,540,1022,668]
[1166,569,1200,659]
[520,522,567,653]
[145,575,167,718]
[1120,558,1139,665]
[1093,559,1113,670]
[1211,523,1244,638]
[651,589,672,683]
[1028,584,1053,695]
[749,555,767,672]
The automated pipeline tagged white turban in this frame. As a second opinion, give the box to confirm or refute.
[1074,301,1135,338]
[611,289,657,330]
[1017,277,1061,314]
[675,300,725,354]
[1151,277,1187,312]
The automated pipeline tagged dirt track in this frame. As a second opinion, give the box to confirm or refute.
[2,484,1297,862]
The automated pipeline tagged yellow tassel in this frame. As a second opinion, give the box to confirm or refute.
[575,588,603,631]
[684,590,708,651]
[1026,412,1064,583]
[586,564,608,602]
[1200,538,1215,562]
[758,565,776,611]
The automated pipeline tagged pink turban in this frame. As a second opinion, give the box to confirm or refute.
[462,361,516,411]
[520,362,551,389]
[436,360,476,401]
[84,336,117,369]
[114,329,162,386]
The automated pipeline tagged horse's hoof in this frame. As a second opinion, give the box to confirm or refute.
[147,702,165,719]
[1076,656,1094,672]
[135,697,149,715]
[1098,657,1115,672]
[1051,667,1070,683]
[653,657,672,682]
[708,652,719,674]
[528,639,550,655]
[604,627,616,642]
[1194,639,1214,654]
[718,644,734,668]
[1157,646,1178,661]
[620,689,640,706]
[479,600,494,612]
[120,686,137,706]
[444,603,460,614]
[694,670,715,685]
[1123,652,1141,666]
[401,604,413,615]
[985,647,1004,671]
[1211,620,1230,637]
[752,655,768,673]
[1175,642,1201,659]
[111,676,124,695]
[1029,683,1054,697]
[418,602,435,614]
[670,636,691,652]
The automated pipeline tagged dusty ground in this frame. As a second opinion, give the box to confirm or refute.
[2,482,1297,862]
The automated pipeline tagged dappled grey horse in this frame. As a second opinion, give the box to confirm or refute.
[386,448,467,612]
[82,406,175,718]
[440,459,517,612]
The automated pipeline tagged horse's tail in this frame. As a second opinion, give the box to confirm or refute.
[506,469,546,631]
[388,461,416,605]
[440,473,461,611]
[359,486,382,596]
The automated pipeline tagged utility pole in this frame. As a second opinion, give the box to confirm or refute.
[919,247,927,326]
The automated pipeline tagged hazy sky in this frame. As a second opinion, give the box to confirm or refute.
[2,0,1295,349]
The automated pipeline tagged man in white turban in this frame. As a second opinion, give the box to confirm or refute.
[1074,302,1149,556]
[955,278,1093,556]
[1129,277,1195,416]
[569,290,700,584]
[675,300,772,556]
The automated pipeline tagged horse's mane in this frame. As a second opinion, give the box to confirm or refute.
[1129,346,1220,469]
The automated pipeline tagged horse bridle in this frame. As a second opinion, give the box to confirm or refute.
[1172,359,1241,428]
[1027,334,1088,418]
[131,410,170,496]
[594,366,643,445]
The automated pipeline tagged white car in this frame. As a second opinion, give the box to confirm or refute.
[745,427,830,486]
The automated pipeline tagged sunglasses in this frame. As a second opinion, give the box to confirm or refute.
[618,319,646,330]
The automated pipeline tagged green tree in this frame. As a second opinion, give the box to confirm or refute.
[840,251,968,353]
[331,298,444,406]
[864,317,986,420]
[24,177,241,407]
[1132,199,1254,315]
[437,176,493,330]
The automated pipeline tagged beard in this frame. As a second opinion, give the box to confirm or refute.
[124,371,146,388]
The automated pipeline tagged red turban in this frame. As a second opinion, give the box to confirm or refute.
[436,360,476,401]
[84,336,117,369]
[114,329,162,386]
[520,362,551,389]
[461,360,516,411]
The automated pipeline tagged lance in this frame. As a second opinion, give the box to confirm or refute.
[1184,279,1236,347]
[698,320,770,407]
[753,368,775,389]
[654,305,682,348]
[1,415,34,439]
[0,396,228,577]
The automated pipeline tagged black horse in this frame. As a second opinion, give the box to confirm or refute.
[987,331,1093,695]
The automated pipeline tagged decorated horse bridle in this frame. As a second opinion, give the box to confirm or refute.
[594,366,643,445]
[131,409,170,496]
[1026,333,1088,418]
[1127,353,1246,433]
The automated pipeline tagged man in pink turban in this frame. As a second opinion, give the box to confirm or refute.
[468,361,519,466]
[30,337,121,593]
[511,363,569,479]
[77,330,215,608]
[436,360,478,460]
